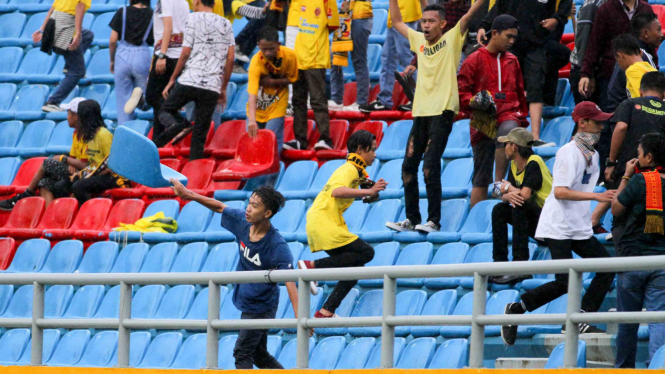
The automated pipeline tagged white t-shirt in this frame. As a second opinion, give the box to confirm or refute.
[153,0,190,59]
[178,12,235,94]
[535,141,600,241]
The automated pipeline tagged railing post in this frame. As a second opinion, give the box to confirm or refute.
[381,275,396,368]
[206,280,221,369]
[469,272,487,368]
[117,281,132,367]
[564,269,583,368]
[30,282,44,365]
[296,277,311,369]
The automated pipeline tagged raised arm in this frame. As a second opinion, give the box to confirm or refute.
[170,178,228,213]
[388,0,410,39]
[458,0,488,35]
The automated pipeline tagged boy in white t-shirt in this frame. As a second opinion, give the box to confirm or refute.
[500,102,618,346]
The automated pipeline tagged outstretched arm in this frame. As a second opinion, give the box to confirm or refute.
[458,0,488,35]
[170,179,228,213]
[388,0,410,39]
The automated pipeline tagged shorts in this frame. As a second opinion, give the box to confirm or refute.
[472,120,518,188]
[38,158,73,197]
[512,43,546,104]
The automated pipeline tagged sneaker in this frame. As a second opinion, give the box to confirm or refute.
[124,87,145,114]
[235,51,250,63]
[286,104,294,116]
[592,224,608,234]
[232,64,248,74]
[314,311,338,318]
[385,219,416,232]
[501,303,524,346]
[328,100,343,111]
[394,71,415,102]
[605,233,613,241]
[0,189,34,211]
[492,274,533,285]
[491,181,502,198]
[342,103,361,112]
[283,140,303,151]
[562,323,606,334]
[313,139,333,151]
[297,260,319,295]
[42,103,64,112]
[531,139,556,148]
[397,102,412,112]
[415,221,440,233]
[359,100,387,113]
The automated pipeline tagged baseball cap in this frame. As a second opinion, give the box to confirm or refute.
[572,101,613,123]
[498,127,534,148]
[60,97,87,113]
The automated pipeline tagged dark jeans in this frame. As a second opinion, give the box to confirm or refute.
[233,308,284,369]
[145,56,178,141]
[569,65,586,105]
[615,269,665,368]
[71,174,121,205]
[48,29,94,104]
[491,201,541,262]
[156,83,219,161]
[521,237,614,312]
[402,111,454,226]
[543,40,572,106]
[314,239,374,313]
[235,0,266,57]
[292,69,330,147]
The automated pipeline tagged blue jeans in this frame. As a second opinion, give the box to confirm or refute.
[330,17,373,105]
[616,270,665,368]
[48,28,94,105]
[247,117,284,154]
[114,41,152,125]
[377,21,417,108]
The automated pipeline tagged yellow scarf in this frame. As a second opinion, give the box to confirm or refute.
[347,153,369,179]
[332,10,353,66]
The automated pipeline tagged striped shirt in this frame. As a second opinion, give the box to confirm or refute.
[51,10,76,51]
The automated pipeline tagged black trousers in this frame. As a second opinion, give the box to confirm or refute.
[156,83,219,160]
[314,238,374,313]
[145,56,178,141]
[521,237,615,312]
[70,174,120,205]
[235,0,266,57]
[543,40,571,106]
[491,201,541,263]
[233,308,284,369]
[402,111,454,227]
[292,69,330,147]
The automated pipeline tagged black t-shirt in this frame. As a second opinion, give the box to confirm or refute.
[611,97,665,176]
[507,160,543,195]
[109,6,154,47]
[616,173,665,257]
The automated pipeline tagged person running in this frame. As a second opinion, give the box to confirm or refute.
[299,131,387,317]
[500,101,617,346]
[384,0,487,234]
[170,181,299,369]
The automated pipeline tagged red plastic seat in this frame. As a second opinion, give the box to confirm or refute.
[106,157,184,199]
[144,159,216,197]
[205,120,247,159]
[212,130,280,181]
[160,158,184,172]
[316,120,351,161]
[75,199,145,240]
[1,198,78,239]
[43,198,113,240]
[0,238,16,270]
[369,82,408,120]
[558,42,575,79]
[281,118,318,161]
[177,124,215,157]
[0,157,46,196]
[0,197,45,236]
[317,120,383,160]
[336,84,379,121]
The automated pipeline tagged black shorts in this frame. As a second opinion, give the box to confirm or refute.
[472,120,518,188]
[38,158,72,197]
[512,43,546,104]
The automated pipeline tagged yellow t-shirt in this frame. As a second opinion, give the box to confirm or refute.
[287,0,301,26]
[306,162,361,252]
[53,0,91,14]
[70,127,113,169]
[350,0,372,20]
[247,46,299,122]
[295,0,339,69]
[626,61,657,98]
[387,0,421,28]
[409,23,466,117]
[185,0,251,21]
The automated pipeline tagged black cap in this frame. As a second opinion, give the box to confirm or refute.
[490,14,518,34]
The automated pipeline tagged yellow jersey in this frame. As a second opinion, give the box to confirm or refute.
[387,0,421,28]
[247,46,299,122]
[626,61,657,98]
[185,0,251,21]
[53,0,91,15]
[295,0,339,69]
[287,0,301,26]
[350,0,372,20]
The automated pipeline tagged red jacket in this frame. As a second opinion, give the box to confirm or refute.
[458,47,529,145]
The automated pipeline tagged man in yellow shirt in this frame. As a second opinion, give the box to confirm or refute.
[385,0,486,233]
[246,27,299,153]
[33,0,94,112]
[614,34,658,99]
[300,131,387,317]
[283,0,340,151]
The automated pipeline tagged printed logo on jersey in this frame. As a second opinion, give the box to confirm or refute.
[421,39,446,57]
[315,7,321,16]
[651,100,663,108]
[256,87,280,111]
[240,241,262,266]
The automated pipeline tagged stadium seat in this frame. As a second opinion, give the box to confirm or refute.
[375,120,412,161]
[101,88,117,119]
[80,83,111,108]
[169,333,207,369]
[534,116,576,157]
[0,13,27,44]
[519,294,569,337]
[85,49,114,84]
[75,199,145,241]
[395,242,434,287]
[395,337,436,369]
[0,120,23,155]
[410,290,458,337]
[276,161,318,196]
[10,120,56,157]
[542,79,572,118]
[0,328,30,364]
[217,335,240,369]
[424,199,470,242]
[199,243,239,273]
[0,12,47,47]
[356,242,400,287]
[277,337,316,369]
[441,157,474,198]
[483,290,521,336]
[368,9,388,43]
[0,238,16,270]
[221,83,249,119]
[17,0,56,12]
[107,331,151,367]
[348,290,427,337]
[521,247,555,290]
[649,345,665,369]
[75,331,118,367]
[0,48,56,84]
[137,332,182,368]
[150,285,195,319]
[311,120,350,161]
[174,125,215,158]
[90,12,115,47]
[0,157,21,190]
[144,159,216,198]
[46,329,91,366]
[280,286,324,333]
[4,238,50,273]
[0,84,17,115]
[62,285,106,319]
[172,201,245,243]
[97,284,164,319]
[335,337,376,369]
[121,120,151,136]
[271,199,306,240]
[0,196,45,235]
[212,130,280,181]
[309,336,346,370]
[141,201,213,243]
[424,242,470,289]
[39,240,83,273]
[545,341,586,368]
[374,159,404,199]
[283,159,344,200]
[45,120,75,155]
[108,199,181,242]
[364,338,406,368]
[0,84,50,121]
[0,284,12,315]
[205,120,247,159]
[440,292,490,338]
[444,120,473,158]
[428,339,469,368]
[317,121,384,160]
[138,242,178,273]
[184,287,231,320]
[1,197,77,239]
[2,284,73,318]
[459,199,501,244]
[0,50,22,80]
[169,242,208,272]
[15,329,62,364]
[279,118,319,161]
[316,288,359,335]
[44,198,113,240]
[357,199,402,242]
[109,243,149,273]
[456,243,495,289]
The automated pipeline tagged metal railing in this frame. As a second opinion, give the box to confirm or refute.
[3,255,665,369]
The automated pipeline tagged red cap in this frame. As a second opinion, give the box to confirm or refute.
[572,101,613,123]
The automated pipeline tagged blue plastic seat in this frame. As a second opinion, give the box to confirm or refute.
[411,290,459,337]
[39,239,83,273]
[519,294,569,337]
[349,290,427,337]
[219,287,242,320]
[440,292,489,337]
[5,238,51,273]
[277,337,316,369]
[395,337,436,369]
[0,285,13,315]
[0,48,57,84]
[152,285,196,319]
[101,88,117,119]
[184,287,230,320]
[110,243,149,273]
[2,284,70,318]
[0,84,49,121]
[443,120,473,158]
[276,160,318,197]
[201,242,240,273]
[375,159,404,199]
[316,288,360,336]
[534,116,576,157]
[0,156,21,185]
[309,336,346,370]
[15,330,61,364]
[459,200,501,244]
[271,199,306,239]
[132,285,166,319]
[364,338,406,368]
[81,83,111,108]
[170,242,208,272]
[11,120,56,157]
[0,83,17,113]
[545,340,586,368]
[46,329,91,366]
[335,337,376,369]
[75,331,118,367]
[90,12,115,47]
[457,243,495,289]
[45,120,75,155]
[222,84,249,119]
[0,48,22,75]
[521,247,556,290]
[139,242,178,273]
[441,158,474,198]
[174,201,245,243]
[280,286,324,333]
[427,199,470,243]
[0,328,31,364]
[368,9,387,43]
[357,199,402,242]
[428,338,469,368]
[395,242,433,287]
[142,201,212,243]
[286,242,304,267]
[108,331,152,367]
[107,126,188,188]
[0,120,24,156]
[62,285,106,319]
[375,120,412,161]
[0,12,47,46]
[16,0,55,12]
[170,333,207,369]
[424,243,470,289]
[0,13,27,44]
[85,49,114,84]
[286,159,345,200]
[483,290,521,336]
[367,44,383,80]
[217,335,239,369]
[75,242,117,273]
[109,199,181,242]
[121,120,151,136]
[45,285,75,318]
[357,242,400,287]
[542,79,572,118]
[137,332,183,368]
[649,345,665,369]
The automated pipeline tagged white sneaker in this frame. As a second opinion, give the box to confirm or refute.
[235,51,250,63]
[415,221,441,233]
[328,100,343,111]
[386,219,416,232]
[42,103,64,112]
[286,104,294,116]
[532,139,556,148]
[342,103,361,112]
[314,139,333,150]
[124,87,144,114]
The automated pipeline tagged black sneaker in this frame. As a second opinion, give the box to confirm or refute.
[501,302,524,346]
[398,102,412,112]
[359,100,387,113]
[562,323,606,334]
[0,189,35,211]
[493,274,533,285]
[394,71,415,102]
[283,140,304,151]
[531,139,556,148]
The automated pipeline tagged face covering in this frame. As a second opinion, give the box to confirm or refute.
[574,132,600,165]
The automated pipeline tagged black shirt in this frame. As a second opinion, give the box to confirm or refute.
[507,160,543,195]
[109,6,154,47]
[616,173,665,257]
[606,42,658,112]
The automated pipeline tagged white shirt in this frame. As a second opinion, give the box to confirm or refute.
[153,0,190,59]
[178,12,235,93]
[535,141,600,240]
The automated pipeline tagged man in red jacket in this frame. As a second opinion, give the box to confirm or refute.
[459,15,529,206]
